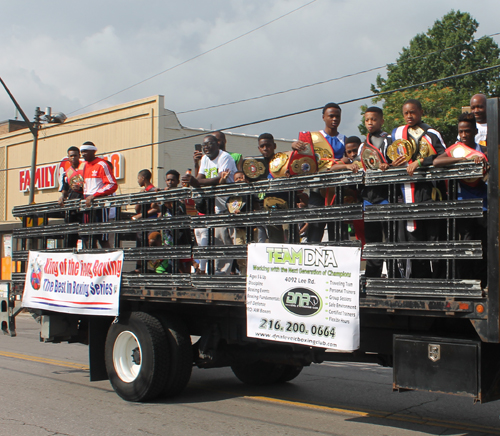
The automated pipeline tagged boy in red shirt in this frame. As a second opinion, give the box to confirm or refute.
[131,169,159,220]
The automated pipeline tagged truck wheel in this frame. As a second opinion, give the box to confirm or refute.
[277,364,303,383]
[156,314,193,397]
[105,312,169,402]
[231,361,286,385]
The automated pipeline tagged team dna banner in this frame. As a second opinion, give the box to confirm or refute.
[246,243,361,351]
[23,251,123,316]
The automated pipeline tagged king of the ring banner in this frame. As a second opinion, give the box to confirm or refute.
[246,243,360,351]
[23,251,123,316]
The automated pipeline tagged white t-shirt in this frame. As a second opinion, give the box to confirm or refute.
[476,122,487,151]
[198,150,237,182]
[198,150,238,213]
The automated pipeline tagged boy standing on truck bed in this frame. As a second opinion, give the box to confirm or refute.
[291,102,347,243]
[358,107,399,277]
[131,169,159,221]
[433,112,488,286]
[257,133,286,243]
[391,99,446,278]
[182,135,237,274]
[58,146,85,247]
[81,141,118,249]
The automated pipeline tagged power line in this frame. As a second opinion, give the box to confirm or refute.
[55,31,500,130]
[68,0,319,116]
[3,64,499,174]
[177,32,500,114]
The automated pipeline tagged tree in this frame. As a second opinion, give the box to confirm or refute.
[360,10,500,145]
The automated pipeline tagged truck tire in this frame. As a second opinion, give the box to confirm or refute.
[277,364,303,383]
[231,361,286,385]
[156,314,193,397]
[105,312,169,402]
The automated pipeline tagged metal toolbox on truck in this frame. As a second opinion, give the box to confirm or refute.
[394,335,500,403]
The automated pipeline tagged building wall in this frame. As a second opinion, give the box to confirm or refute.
[0,95,295,278]
[0,94,294,217]
[0,96,167,219]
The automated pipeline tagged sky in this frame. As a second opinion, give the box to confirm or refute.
[1,0,499,143]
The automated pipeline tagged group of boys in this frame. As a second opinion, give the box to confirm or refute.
[292,95,488,284]
[59,141,118,248]
[61,93,489,285]
[131,168,197,274]
[177,94,488,283]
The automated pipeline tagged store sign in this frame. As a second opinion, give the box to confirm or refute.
[103,152,124,180]
[19,164,59,192]
[19,152,125,192]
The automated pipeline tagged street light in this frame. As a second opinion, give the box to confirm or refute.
[0,77,66,203]
[28,106,67,204]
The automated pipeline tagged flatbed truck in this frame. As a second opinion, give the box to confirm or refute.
[2,98,500,404]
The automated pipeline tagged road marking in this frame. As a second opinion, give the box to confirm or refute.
[245,396,500,435]
[2,352,499,435]
[0,350,89,370]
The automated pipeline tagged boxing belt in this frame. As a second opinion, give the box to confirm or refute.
[66,164,85,193]
[263,197,288,210]
[387,138,415,163]
[393,125,437,232]
[227,195,246,213]
[269,151,291,178]
[242,156,267,181]
[416,137,437,160]
[288,132,318,176]
[446,142,487,160]
[299,131,336,172]
[361,142,387,170]
[391,125,437,161]
[445,142,488,186]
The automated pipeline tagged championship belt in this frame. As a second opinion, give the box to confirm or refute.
[227,196,245,213]
[269,152,290,178]
[361,143,386,170]
[416,138,436,160]
[69,173,84,191]
[66,165,85,192]
[387,139,415,162]
[288,132,319,176]
[446,142,488,184]
[289,155,317,175]
[263,197,287,210]
[446,142,486,160]
[242,156,266,180]
[311,131,335,172]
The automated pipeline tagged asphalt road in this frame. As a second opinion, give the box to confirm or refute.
[1,314,499,436]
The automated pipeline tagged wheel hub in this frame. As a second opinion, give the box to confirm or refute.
[113,331,142,383]
[131,347,141,365]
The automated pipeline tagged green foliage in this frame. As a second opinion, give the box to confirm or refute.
[360,10,500,144]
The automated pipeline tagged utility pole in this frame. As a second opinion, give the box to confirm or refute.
[28,108,43,204]
[0,77,66,204]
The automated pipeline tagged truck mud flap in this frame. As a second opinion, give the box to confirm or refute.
[0,283,8,334]
[393,335,500,403]
[89,316,114,382]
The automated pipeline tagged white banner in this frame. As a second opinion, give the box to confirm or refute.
[247,243,360,351]
[23,251,123,316]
